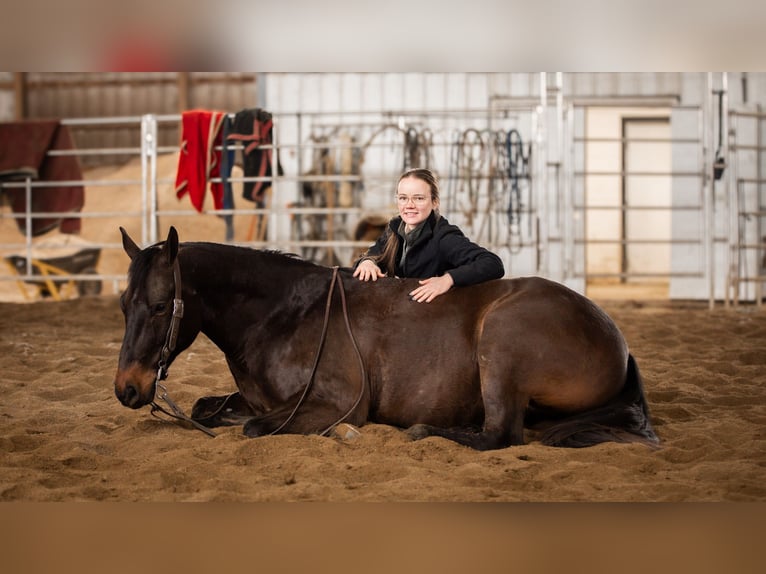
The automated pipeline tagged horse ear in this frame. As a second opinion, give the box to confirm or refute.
[164,226,179,264]
[120,227,140,261]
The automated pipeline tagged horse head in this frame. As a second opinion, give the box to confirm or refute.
[113,226,196,409]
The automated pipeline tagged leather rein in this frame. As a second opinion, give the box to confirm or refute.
[270,266,368,437]
[149,262,367,439]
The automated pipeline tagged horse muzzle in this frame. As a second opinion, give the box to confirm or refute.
[113,363,156,409]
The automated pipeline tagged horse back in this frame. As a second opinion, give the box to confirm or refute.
[340,276,513,428]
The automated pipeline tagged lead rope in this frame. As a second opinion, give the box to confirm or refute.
[151,383,217,438]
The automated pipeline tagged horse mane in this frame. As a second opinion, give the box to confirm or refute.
[126,240,333,301]
[259,249,306,262]
[181,243,316,267]
[180,242,327,291]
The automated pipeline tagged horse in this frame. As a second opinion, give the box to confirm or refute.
[113,226,659,451]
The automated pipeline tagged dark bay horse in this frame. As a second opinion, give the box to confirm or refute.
[113,226,659,450]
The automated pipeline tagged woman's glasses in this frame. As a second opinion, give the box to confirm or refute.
[396,195,430,205]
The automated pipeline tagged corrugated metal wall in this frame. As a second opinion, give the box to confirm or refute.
[0,72,258,165]
[1,73,763,301]
[2,73,751,162]
[0,73,701,116]
[4,73,757,119]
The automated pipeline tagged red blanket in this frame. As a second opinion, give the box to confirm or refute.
[175,110,226,212]
[0,120,84,236]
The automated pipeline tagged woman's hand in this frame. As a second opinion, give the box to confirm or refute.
[409,274,454,303]
[353,259,386,281]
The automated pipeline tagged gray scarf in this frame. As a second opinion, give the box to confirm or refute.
[397,220,426,269]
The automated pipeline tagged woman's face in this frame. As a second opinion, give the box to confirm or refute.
[396,176,437,230]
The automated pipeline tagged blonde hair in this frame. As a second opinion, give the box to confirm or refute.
[399,168,439,205]
[375,168,441,274]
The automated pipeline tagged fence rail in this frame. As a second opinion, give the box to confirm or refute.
[1,108,544,301]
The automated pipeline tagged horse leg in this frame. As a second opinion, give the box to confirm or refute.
[406,365,528,451]
[242,394,361,438]
[405,394,526,450]
[191,392,257,427]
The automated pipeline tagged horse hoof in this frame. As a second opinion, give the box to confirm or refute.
[243,418,267,437]
[405,424,431,441]
[191,395,226,420]
[330,423,362,441]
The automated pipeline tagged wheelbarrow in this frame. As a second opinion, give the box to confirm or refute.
[4,247,102,301]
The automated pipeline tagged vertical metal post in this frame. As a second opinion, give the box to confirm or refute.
[758,107,765,307]
[725,83,737,308]
[724,111,735,307]
[732,116,742,306]
[296,112,303,204]
[704,73,716,309]
[256,73,267,108]
[704,73,713,308]
[563,102,575,283]
[554,72,564,282]
[720,73,729,308]
[536,72,549,276]
[141,114,158,245]
[23,177,33,276]
[269,116,280,246]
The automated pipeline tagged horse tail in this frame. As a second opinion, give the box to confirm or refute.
[539,354,660,448]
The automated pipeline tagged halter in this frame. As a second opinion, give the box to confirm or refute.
[147,263,367,440]
[157,258,184,383]
[149,257,217,437]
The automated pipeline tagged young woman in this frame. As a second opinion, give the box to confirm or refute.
[352,168,504,302]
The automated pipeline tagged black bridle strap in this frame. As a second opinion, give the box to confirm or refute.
[149,257,217,438]
[157,258,184,378]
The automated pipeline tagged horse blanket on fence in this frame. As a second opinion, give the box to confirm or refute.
[0,120,84,236]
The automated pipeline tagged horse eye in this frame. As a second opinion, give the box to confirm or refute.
[153,302,168,314]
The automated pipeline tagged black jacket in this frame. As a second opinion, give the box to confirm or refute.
[355,212,505,287]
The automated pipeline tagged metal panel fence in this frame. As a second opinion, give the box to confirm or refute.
[0,105,548,302]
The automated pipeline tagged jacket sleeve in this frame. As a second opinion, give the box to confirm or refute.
[352,228,390,270]
[439,230,505,287]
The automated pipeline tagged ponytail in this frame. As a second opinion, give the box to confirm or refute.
[374,224,399,275]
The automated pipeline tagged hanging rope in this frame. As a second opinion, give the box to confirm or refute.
[452,128,487,226]
[485,129,510,246]
[445,128,462,217]
[505,129,530,252]
[403,126,432,171]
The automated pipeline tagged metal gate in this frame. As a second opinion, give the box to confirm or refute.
[726,108,766,306]
[571,102,710,301]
